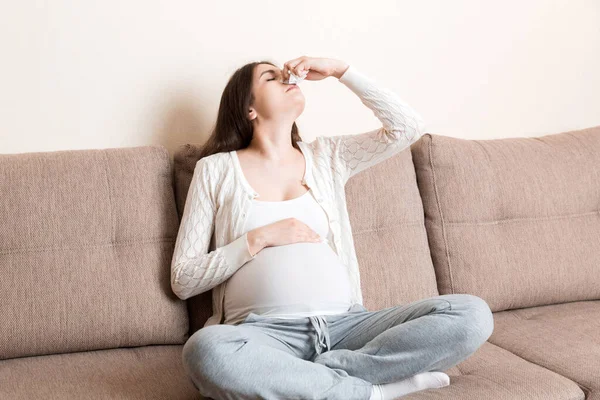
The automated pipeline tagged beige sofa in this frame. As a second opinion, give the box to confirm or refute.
[1,125,597,399]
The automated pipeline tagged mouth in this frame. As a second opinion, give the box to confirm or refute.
[285,85,298,92]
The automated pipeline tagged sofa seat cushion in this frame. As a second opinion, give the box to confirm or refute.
[404,341,584,399]
[0,341,584,399]
[489,300,600,400]
[0,345,202,399]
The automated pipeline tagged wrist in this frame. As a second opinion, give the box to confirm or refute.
[333,62,350,80]
[247,228,268,255]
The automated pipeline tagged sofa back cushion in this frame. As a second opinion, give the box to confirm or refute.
[173,141,438,330]
[0,145,189,360]
[411,127,600,312]
[343,142,440,310]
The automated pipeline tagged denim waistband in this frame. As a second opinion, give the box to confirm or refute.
[308,315,330,355]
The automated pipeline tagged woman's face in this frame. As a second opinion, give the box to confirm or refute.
[249,63,305,122]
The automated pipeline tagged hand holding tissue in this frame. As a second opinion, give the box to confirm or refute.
[282,69,308,85]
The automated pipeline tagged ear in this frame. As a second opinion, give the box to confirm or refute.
[248,108,257,121]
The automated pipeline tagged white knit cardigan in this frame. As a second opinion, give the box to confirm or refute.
[171,64,426,327]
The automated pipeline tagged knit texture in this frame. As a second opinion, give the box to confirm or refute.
[171,65,426,327]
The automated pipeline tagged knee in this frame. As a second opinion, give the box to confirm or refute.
[458,294,495,346]
[443,294,494,348]
[182,325,241,383]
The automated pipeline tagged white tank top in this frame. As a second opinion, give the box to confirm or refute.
[223,190,353,325]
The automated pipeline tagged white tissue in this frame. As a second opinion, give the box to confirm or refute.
[284,70,308,85]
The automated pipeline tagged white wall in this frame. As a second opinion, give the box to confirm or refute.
[1,0,599,157]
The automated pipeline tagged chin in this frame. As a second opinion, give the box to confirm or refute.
[295,100,306,113]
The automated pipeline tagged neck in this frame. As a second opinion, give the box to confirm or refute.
[247,119,296,161]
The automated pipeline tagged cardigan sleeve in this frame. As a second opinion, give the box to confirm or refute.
[170,158,256,300]
[321,65,426,183]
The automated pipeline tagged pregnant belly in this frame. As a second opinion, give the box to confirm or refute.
[224,241,353,315]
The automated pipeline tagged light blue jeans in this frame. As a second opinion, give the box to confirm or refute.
[182,293,494,400]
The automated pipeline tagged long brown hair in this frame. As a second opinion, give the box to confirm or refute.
[197,60,303,159]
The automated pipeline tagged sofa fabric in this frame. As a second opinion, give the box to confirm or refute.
[489,300,600,400]
[402,341,584,400]
[0,345,199,399]
[343,141,440,311]
[410,127,600,312]
[0,145,189,360]
[0,341,584,400]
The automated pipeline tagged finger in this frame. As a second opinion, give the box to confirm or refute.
[292,58,311,76]
[282,63,299,82]
[286,57,304,70]
[284,57,306,76]
[302,233,315,243]
[294,61,309,77]
[306,234,320,243]
[282,62,292,81]
[301,229,317,241]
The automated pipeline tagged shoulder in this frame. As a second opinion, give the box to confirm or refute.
[191,152,232,203]
[195,151,229,174]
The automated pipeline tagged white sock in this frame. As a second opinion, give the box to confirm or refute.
[368,372,450,400]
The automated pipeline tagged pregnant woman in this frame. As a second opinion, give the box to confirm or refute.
[171,56,494,399]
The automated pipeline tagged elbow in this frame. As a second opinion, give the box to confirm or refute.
[390,116,426,144]
[170,266,189,301]
[172,282,193,301]
[171,280,187,301]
